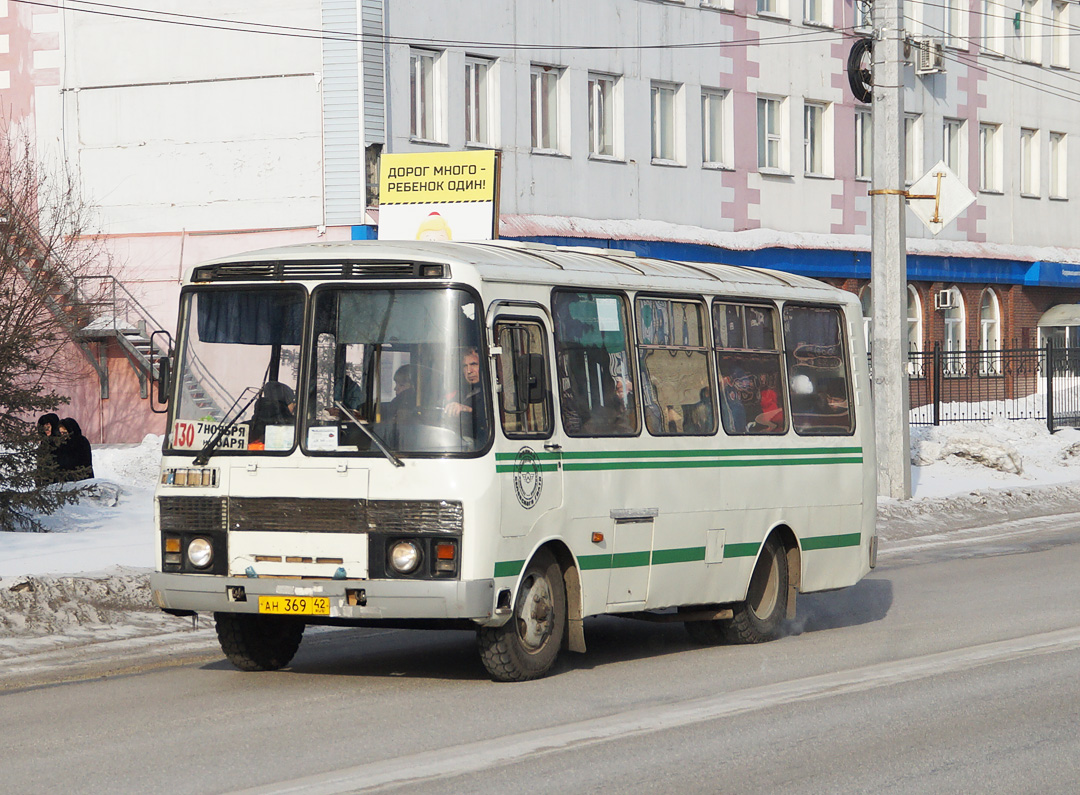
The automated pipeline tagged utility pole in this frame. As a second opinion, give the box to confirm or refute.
[871,0,912,498]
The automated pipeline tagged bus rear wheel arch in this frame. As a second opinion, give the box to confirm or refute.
[478,548,567,682]
[685,532,795,645]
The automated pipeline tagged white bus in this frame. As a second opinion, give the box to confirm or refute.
[150,240,876,681]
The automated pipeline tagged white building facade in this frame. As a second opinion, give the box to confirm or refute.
[2,0,1079,440]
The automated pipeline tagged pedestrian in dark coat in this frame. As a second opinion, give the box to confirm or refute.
[56,417,95,482]
[35,413,61,486]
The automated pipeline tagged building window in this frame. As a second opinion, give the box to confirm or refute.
[978,289,1001,375]
[803,101,828,176]
[589,73,616,157]
[982,0,1004,54]
[702,89,731,167]
[1021,0,1041,64]
[758,0,786,17]
[410,49,442,142]
[1052,0,1070,68]
[758,96,786,171]
[943,118,965,180]
[907,286,923,355]
[854,0,871,29]
[1021,127,1040,195]
[1051,131,1067,198]
[942,286,966,376]
[945,0,966,47]
[979,122,1002,192]
[651,82,679,163]
[804,0,829,26]
[855,108,872,181]
[905,114,922,184]
[465,57,493,146]
[530,65,562,152]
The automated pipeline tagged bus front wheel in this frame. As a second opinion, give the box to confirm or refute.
[478,550,566,682]
[214,612,305,672]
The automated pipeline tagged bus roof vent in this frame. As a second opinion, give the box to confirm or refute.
[192,260,444,282]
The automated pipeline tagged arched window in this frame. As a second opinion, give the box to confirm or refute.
[907,285,923,354]
[979,288,1001,374]
[942,286,965,376]
[859,284,872,351]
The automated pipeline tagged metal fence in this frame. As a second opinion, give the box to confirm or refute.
[905,342,1080,431]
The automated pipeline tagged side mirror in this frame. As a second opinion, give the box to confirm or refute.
[150,330,174,411]
[156,355,171,405]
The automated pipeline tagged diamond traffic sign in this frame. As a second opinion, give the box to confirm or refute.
[907,160,976,235]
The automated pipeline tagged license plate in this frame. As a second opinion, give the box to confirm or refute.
[258,596,331,616]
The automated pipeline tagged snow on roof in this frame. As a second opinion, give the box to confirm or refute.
[500,214,1080,265]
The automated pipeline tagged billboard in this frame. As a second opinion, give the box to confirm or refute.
[377,150,500,241]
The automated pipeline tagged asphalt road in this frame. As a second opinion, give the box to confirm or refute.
[3,519,1080,794]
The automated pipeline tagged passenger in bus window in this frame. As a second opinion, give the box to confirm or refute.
[750,375,784,433]
[383,364,417,423]
[719,368,748,434]
[682,387,715,435]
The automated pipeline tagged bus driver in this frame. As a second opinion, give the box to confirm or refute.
[445,347,488,442]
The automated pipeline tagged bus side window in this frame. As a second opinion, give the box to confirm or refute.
[495,320,553,438]
[782,305,854,435]
[713,301,787,435]
[636,297,716,436]
[552,291,639,437]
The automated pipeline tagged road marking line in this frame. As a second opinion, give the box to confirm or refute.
[231,625,1080,795]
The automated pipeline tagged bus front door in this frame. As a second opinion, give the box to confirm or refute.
[493,315,563,538]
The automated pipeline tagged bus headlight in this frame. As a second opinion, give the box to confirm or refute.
[187,537,214,569]
[388,540,421,574]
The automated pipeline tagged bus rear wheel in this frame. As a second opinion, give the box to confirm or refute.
[214,612,305,672]
[478,550,566,682]
[722,535,788,644]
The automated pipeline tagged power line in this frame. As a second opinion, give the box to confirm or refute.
[9,0,852,52]
[909,14,1080,103]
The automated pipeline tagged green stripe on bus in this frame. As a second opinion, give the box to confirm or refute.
[494,463,562,474]
[494,451,562,461]
[724,542,761,558]
[578,554,612,570]
[652,546,706,565]
[493,560,524,578]
[802,533,862,550]
[562,456,861,472]
[612,551,651,568]
[559,447,861,460]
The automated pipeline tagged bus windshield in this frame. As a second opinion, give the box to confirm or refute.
[170,287,305,454]
[305,286,490,455]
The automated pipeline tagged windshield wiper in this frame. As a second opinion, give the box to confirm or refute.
[193,386,260,466]
[334,400,404,468]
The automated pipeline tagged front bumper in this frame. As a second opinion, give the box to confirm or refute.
[150,572,495,623]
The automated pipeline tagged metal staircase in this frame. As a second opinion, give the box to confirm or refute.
[1,201,170,401]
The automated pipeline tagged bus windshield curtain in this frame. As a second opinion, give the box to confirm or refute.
[197,291,303,345]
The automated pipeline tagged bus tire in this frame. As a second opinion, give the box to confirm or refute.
[214,612,305,672]
[722,535,789,644]
[477,550,566,682]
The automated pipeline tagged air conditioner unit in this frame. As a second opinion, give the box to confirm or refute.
[934,290,956,310]
[914,38,945,75]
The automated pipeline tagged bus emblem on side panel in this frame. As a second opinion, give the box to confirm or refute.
[513,447,543,509]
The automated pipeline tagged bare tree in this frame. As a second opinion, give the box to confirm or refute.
[0,124,114,531]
